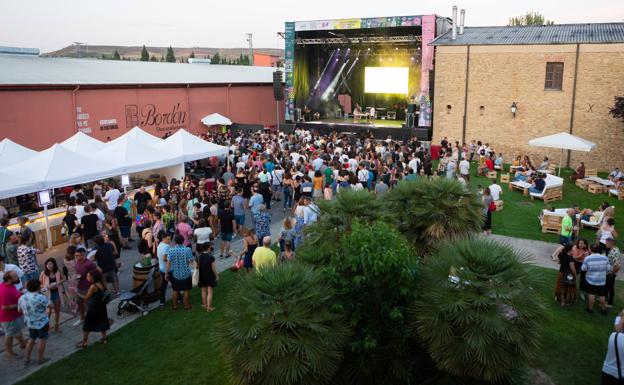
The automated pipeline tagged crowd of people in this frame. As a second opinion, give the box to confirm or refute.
[0,127,622,380]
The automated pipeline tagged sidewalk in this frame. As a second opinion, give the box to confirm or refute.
[0,204,290,385]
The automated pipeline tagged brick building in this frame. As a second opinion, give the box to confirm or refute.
[431,23,624,170]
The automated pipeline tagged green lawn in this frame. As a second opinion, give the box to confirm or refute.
[464,165,623,243]
[17,268,623,385]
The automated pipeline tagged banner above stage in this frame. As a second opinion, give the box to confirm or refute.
[294,15,424,31]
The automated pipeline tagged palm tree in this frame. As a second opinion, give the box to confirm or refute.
[409,238,548,384]
[213,263,350,385]
[384,177,482,253]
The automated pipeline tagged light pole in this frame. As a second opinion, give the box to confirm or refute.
[246,33,254,65]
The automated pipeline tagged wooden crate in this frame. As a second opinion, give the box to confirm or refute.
[500,173,510,183]
[542,214,563,234]
[576,179,589,190]
[586,169,598,177]
[486,171,497,179]
[588,184,606,194]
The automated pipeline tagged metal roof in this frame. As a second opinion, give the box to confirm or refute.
[0,54,278,86]
[432,23,624,46]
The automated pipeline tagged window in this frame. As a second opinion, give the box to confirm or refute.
[125,104,139,128]
[545,62,564,90]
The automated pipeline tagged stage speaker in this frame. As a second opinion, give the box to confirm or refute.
[273,70,284,101]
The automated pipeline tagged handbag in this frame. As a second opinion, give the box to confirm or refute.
[229,258,245,272]
[615,332,623,381]
[192,265,199,287]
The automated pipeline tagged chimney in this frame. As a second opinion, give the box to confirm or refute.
[459,9,465,34]
[451,6,458,40]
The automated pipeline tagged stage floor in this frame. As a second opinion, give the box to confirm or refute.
[306,118,404,128]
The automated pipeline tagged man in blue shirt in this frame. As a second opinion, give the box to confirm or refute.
[582,244,612,315]
[248,184,264,226]
[18,279,52,365]
[165,235,194,310]
[529,173,546,194]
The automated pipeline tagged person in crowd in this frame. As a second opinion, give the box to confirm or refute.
[197,242,218,312]
[75,270,110,348]
[218,203,235,259]
[0,270,26,360]
[529,173,546,194]
[489,179,502,202]
[156,231,171,306]
[609,167,623,182]
[18,279,52,365]
[113,196,132,250]
[582,244,611,315]
[80,205,99,249]
[599,218,619,254]
[538,157,550,171]
[176,215,193,249]
[605,237,621,309]
[0,253,24,291]
[165,235,194,310]
[73,247,100,324]
[62,207,79,237]
[279,241,295,263]
[17,234,40,286]
[278,217,296,252]
[252,236,277,274]
[571,238,591,300]
[103,184,121,213]
[231,189,246,234]
[555,243,577,306]
[93,235,119,296]
[39,258,64,333]
[600,322,624,384]
[254,204,271,242]
[0,217,12,262]
[481,187,494,235]
[551,209,576,261]
[18,217,34,246]
[571,162,586,181]
[239,227,258,274]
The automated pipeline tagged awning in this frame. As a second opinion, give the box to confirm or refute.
[0,138,37,169]
[153,129,228,162]
[60,131,106,155]
[201,113,232,126]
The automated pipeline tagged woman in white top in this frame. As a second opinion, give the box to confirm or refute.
[601,317,624,384]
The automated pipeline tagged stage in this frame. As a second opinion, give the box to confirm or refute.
[298,118,430,141]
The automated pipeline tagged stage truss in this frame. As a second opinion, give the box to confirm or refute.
[296,35,422,45]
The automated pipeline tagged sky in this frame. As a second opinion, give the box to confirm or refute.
[1,0,623,53]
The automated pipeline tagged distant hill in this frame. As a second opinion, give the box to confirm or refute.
[44,45,284,61]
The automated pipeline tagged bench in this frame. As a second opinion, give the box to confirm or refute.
[588,184,606,194]
[500,173,510,183]
[609,187,624,200]
[509,181,531,195]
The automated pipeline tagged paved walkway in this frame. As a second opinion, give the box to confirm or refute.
[0,209,615,384]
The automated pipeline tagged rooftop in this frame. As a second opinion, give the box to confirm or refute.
[432,22,624,46]
[0,54,278,86]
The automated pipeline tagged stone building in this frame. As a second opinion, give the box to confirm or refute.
[431,23,624,170]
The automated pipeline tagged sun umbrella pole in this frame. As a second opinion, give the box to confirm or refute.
[44,204,52,249]
[559,149,563,177]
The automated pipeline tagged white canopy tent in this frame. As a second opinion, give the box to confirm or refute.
[201,113,232,126]
[60,131,106,155]
[93,135,181,174]
[528,132,597,176]
[0,144,121,198]
[111,126,163,146]
[153,129,228,162]
[0,138,37,168]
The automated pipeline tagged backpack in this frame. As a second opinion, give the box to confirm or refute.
[488,201,497,212]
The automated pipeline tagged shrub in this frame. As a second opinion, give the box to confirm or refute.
[213,263,349,385]
[410,238,547,384]
[317,221,422,385]
[384,177,483,253]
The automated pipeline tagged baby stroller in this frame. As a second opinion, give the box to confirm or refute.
[116,266,158,318]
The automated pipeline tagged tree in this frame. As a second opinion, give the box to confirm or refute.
[112,50,121,60]
[243,54,251,65]
[384,177,483,253]
[160,54,165,62]
[150,55,158,62]
[165,46,176,63]
[213,263,349,385]
[609,96,624,122]
[140,45,149,61]
[212,52,221,64]
[301,221,423,385]
[508,11,554,26]
[410,238,547,384]
[189,51,195,59]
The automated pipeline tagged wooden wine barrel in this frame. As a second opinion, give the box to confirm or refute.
[132,264,162,304]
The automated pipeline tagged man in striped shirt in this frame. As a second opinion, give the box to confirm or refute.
[582,244,612,315]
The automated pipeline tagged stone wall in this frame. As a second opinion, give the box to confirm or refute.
[432,43,624,171]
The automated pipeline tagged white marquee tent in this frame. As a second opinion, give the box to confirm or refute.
[528,132,597,175]
[60,131,106,155]
[111,126,163,146]
[0,138,37,169]
[201,113,232,126]
[0,144,121,199]
[93,134,181,174]
[153,129,228,162]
